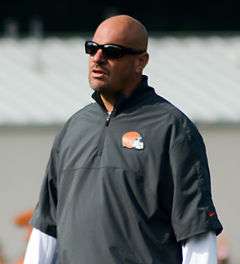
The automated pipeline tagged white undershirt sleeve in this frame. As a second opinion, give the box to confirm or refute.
[182,231,217,264]
[24,228,57,264]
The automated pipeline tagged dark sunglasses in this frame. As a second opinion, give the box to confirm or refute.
[85,40,145,59]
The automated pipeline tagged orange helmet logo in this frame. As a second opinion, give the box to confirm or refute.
[122,131,144,150]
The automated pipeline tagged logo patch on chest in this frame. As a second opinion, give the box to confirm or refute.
[122,131,144,150]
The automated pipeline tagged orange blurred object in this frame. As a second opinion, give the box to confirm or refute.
[14,209,33,227]
[14,209,33,241]
[15,256,24,264]
[14,209,33,264]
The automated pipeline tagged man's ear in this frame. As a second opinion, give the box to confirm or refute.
[135,52,149,74]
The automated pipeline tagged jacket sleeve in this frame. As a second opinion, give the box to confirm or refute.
[24,228,57,264]
[30,130,62,238]
[169,123,223,242]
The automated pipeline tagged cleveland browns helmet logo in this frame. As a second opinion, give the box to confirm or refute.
[122,131,144,150]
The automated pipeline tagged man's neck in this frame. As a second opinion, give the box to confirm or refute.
[100,94,115,112]
[100,76,142,112]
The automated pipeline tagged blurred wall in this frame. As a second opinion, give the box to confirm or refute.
[0,126,59,262]
[0,125,239,263]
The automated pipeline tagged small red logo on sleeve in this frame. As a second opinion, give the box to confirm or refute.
[208,211,216,217]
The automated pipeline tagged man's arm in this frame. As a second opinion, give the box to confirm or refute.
[182,231,217,264]
[24,228,57,264]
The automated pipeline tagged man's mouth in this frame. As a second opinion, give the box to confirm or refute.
[91,68,108,78]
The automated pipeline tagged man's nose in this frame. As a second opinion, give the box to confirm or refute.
[92,48,106,63]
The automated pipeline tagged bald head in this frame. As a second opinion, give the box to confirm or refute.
[93,15,148,51]
[88,15,149,102]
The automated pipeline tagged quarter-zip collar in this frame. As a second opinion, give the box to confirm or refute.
[91,75,154,116]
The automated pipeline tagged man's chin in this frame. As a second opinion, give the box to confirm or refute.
[90,79,109,92]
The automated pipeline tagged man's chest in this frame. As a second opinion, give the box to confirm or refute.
[59,115,169,175]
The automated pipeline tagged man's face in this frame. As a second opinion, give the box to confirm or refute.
[88,27,140,95]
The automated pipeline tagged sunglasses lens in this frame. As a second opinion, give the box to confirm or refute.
[85,41,98,55]
[85,41,126,59]
[103,45,124,59]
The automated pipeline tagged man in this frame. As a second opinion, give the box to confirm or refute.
[24,15,222,263]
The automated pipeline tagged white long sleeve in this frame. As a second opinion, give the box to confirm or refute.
[24,228,57,264]
[182,232,217,264]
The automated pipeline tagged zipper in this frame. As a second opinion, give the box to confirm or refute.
[105,111,112,126]
[98,111,112,155]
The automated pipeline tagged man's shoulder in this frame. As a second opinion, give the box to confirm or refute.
[67,102,98,122]
[52,102,99,147]
[152,93,194,125]
[151,92,201,141]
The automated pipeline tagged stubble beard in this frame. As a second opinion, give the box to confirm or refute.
[89,76,119,98]
[89,79,111,93]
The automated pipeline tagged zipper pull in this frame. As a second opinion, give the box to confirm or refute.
[105,112,111,126]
